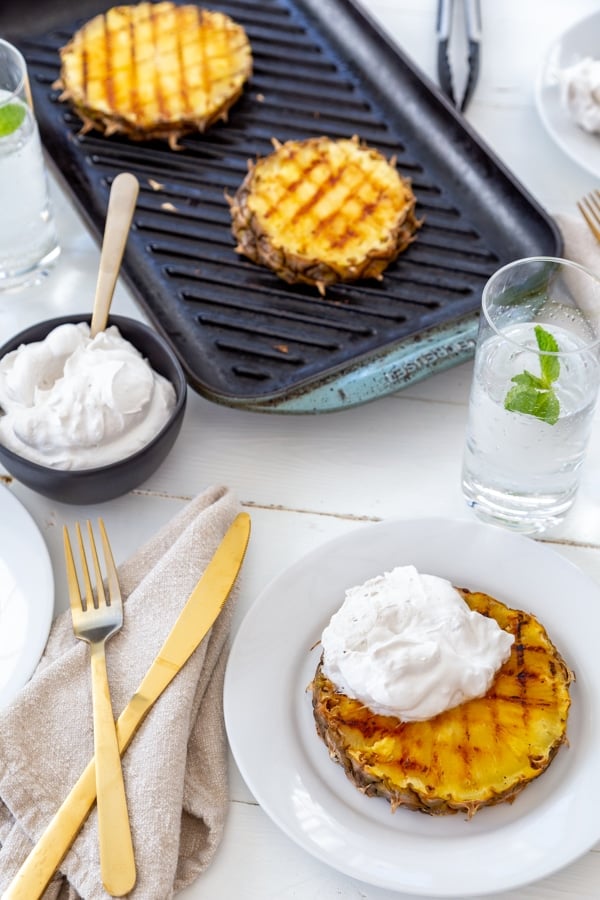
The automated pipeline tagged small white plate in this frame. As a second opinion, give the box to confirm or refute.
[0,486,54,709]
[535,11,600,178]
[224,517,600,897]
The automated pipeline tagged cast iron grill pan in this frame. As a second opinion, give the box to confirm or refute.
[14,0,560,406]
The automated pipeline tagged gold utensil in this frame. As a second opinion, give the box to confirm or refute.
[65,520,135,897]
[90,172,139,337]
[577,190,600,242]
[5,511,251,900]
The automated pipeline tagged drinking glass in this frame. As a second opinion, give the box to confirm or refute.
[462,257,600,533]
[0,39,59,289]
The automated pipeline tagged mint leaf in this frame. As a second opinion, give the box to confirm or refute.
[535,325,560,386]
[532,390,560,425]
[510,370,546,390]
[503,325,561,425]
[505,385,560,425]
[504,384,541,417]
[0,103,26,138]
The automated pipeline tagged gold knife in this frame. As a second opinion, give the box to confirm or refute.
[3,511,251,900]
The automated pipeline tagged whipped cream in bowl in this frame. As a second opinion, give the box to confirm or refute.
[0,314,187,503]
[321,564,514,721]
[0,321,176,469]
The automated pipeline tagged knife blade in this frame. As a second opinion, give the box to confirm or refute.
[3,511,251,900]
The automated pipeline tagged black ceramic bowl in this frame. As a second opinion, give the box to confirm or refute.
[0,314,187,504]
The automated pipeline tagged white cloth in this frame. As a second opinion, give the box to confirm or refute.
[0,485,242,899]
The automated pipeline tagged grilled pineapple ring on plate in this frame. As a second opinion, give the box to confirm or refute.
[57,2,252,148]
[312,588,573,817]
[230,136,421,294]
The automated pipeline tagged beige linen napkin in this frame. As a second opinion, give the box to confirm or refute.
[0,484,243,900]
[556,211,600,276]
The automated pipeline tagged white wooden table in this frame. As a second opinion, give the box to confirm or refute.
[2,1,600,897]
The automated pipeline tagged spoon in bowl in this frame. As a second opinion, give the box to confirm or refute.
[90,172,139,337]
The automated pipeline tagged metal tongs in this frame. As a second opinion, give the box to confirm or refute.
[436,0,481,112]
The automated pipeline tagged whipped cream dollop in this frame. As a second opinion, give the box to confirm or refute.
[0,322,176,470]
[558,57,600,133]
[321,565,514,722]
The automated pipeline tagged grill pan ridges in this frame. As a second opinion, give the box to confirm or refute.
[14,0,561,412]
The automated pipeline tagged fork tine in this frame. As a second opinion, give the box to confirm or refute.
[86,521,107,608]
[76,522,96,611]
[578,195,600,242]
[64,526,84,614]
[584,191,600,221]
[98,518,120,608]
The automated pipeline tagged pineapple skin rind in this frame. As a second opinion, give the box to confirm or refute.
[230,136,422,291]
[311,588,573,817]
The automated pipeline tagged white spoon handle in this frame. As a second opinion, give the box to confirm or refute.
[90,172,139,337]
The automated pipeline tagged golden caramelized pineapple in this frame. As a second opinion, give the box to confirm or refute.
[312,588,573,817]
[57,2,252,147]
[230,135,421,294]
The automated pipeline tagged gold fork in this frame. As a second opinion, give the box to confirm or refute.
[577,190,600,242]
[65,520,136,897]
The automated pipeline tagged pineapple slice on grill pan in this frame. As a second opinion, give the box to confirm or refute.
[229,135,421,294]
[311,588,573,817]
[57,2,252,148]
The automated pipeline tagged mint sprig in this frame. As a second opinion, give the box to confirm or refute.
[0,103,26,138]
[504,325,560,425]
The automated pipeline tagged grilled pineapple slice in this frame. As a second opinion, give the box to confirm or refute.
[312,588,573,817]
[230,135,421,293]
[57,2,252,148]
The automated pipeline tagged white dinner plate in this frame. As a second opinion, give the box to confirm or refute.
[0,485,54,709]
[535,11,600,179]
[224,517,600,897]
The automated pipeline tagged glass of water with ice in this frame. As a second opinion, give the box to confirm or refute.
[0,39,59,289]
[462,257,600,534]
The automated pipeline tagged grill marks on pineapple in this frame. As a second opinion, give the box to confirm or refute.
[283,152,370,248]
[149,4,167,123]
[80,33,90,115]
[197,8,211,118]
[230,136,421,292]
[126,14,140,125]
[57,2,252,144]
[312,589,573,816]
[103,18,117,114]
